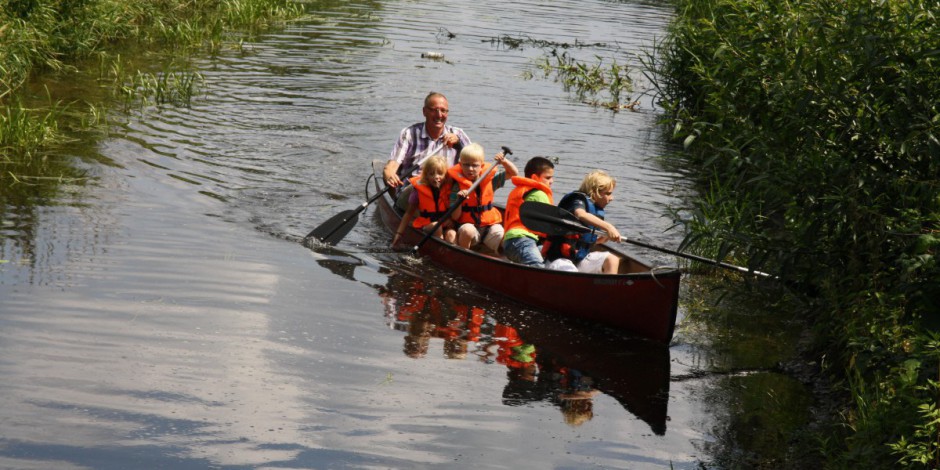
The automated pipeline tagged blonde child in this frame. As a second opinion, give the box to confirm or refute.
[446,143,518,252]
[543,170,623,274]
[501,156,556,267]
[391,155,456,246]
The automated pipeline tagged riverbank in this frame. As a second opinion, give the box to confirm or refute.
[0,0,302,157]
[652,0,940,466]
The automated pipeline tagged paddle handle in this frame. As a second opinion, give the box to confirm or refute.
[411,146,513,254]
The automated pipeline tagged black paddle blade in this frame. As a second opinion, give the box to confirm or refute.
[519,201,591,236]
[305,209,360,245]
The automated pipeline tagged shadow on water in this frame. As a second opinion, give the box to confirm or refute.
[308,243,671,435]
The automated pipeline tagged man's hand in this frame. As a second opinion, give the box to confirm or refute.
[383,161,403,187]
[443,133,459,148]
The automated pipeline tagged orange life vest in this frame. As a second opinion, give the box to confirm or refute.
[452,305,485,342]
[396,281,433,322]
[446,163,502,226]
[492,324,536,369]
[409,176,448,228]
[503,176,554,237]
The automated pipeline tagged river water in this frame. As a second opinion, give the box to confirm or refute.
[0,0,813,468]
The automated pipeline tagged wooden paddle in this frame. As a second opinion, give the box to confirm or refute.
[411,146,513,255]
[519,201,776,279]
[305,141,455,244]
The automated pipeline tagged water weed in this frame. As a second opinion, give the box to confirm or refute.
[1,0,304,160]
[0,92,65,158]
[486,34,607,51]
[118,68,205,109]
[532,49,634,111]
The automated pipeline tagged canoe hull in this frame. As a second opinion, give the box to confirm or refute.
[371,161,680,343]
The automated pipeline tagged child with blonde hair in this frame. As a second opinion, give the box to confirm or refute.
[446,143,518,252]
[543,170,623,274]
[392,155,456,246]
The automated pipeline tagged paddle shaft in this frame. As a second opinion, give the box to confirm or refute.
[411,146,512,255]
[305,137,458,243]
[519,201,775,279]
[587,227,775,279]
[304,163,418,242]
[617,235,775,279]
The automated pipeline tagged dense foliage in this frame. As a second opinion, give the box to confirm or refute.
[651,0,940,466]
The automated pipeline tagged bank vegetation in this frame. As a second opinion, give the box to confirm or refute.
[651,0,939,467]
[0,0,302,157]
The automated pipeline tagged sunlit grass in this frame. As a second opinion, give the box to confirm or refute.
[121,68,205,109]
[0,93,65,158]
[0,0,303,161]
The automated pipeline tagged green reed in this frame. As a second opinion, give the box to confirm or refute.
[531,49,634,111]
[0,0,303,159]
[121,68,205,109]
[650,0,940,466]
[0,93,64,158]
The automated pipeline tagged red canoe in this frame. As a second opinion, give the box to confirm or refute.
[370,161,681,344]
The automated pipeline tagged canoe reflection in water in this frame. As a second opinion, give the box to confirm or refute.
[379,278,485,359]
[376,269,672,434]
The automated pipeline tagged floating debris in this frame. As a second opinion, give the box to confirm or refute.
[583,99,640,112]
[419,51,453,65]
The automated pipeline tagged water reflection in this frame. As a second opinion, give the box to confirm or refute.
[316,248,672,435]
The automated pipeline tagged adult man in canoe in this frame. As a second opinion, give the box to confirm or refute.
[382,92,471,211]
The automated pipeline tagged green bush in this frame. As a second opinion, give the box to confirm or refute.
[650,0,940,466]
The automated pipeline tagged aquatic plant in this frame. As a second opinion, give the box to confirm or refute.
[0,0,304,160]
[115,68,205,109]
[0,92,64,158]
[486,34,607,51]
[532,49,634,111]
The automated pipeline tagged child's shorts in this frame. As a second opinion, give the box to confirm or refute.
[546,251,608,274]
[461,223,504,253]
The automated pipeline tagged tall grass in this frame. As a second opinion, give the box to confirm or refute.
[0,0,303,157]
[650,0,940,466]
[1,93,64,157]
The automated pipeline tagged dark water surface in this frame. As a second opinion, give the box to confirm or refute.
[0,0,812,468]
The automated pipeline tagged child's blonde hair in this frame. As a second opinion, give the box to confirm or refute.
[458,143,485,162]
[419,155,447,185]
[577,170,616,201]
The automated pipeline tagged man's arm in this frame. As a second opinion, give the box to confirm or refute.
[386,126,415,187]
[383,160,403,188]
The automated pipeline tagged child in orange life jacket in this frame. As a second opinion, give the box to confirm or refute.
[391,155,456,246]
[502,156,556,267]
[543,170,623,274]
[447,143,518,252]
